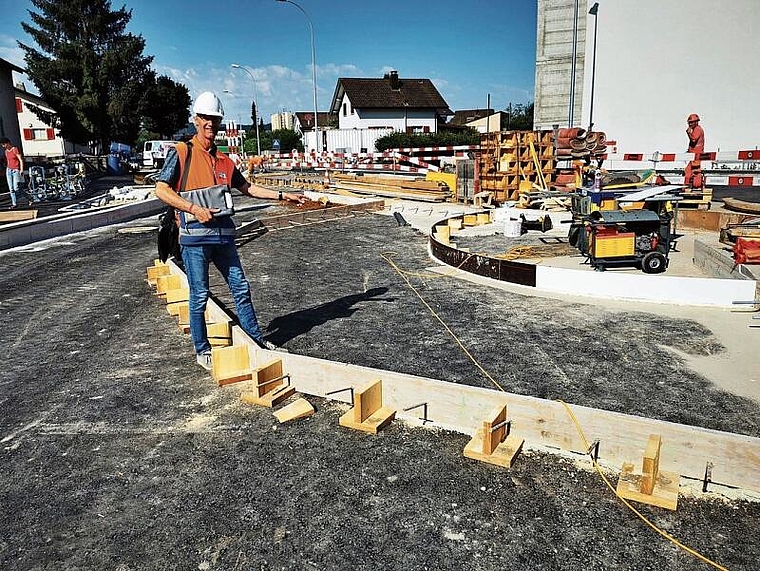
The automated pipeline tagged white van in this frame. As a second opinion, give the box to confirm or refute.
[142,140,176,169]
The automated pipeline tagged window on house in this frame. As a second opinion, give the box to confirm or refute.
[24,128,54,140]
[342,103,346,116]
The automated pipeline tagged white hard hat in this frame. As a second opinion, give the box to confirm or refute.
[193,91,224,118]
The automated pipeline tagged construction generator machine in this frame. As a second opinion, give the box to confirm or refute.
[572,209,673,273]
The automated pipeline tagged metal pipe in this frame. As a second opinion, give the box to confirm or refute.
[276,0,319,152]
[568,0,579,127]
[231,64,262,156]
[588,3,600,131]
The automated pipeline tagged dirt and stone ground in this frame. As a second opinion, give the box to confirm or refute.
[1,196,759,570]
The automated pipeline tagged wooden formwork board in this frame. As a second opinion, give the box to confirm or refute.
[163,260,760,493]
[231,325,760,494]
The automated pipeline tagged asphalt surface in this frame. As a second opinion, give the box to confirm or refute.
[1,199,758,570]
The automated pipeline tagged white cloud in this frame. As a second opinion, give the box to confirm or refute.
[155,61,360,124]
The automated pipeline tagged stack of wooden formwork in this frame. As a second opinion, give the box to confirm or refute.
[479,130,556,202]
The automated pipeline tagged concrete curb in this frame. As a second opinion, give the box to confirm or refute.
[0,198,164,250]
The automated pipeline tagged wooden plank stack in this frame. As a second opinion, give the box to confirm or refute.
[479,130,555,202]
[330,173,452,202]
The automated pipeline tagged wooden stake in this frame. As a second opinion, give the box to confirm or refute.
[339,379,396,434]
[211,345,252,386]
[463,404,524,468]
[240,359,295,407]
[616,434,679,510]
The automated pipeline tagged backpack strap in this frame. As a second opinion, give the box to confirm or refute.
[179,141,193,192]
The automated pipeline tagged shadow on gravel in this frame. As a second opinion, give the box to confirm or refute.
[265,286,395,345]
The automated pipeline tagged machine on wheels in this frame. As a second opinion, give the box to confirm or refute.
[572,209,673,273]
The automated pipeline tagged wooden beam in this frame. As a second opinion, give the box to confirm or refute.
[0,209,38,222]
[230,325,760,494]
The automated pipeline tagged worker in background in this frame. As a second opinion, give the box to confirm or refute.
[154,91,307,371]
[1,137,24,209]
[684,113,705,189]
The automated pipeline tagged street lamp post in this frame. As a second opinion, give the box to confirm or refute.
[276,0,319,152]
[231,63,261,156]
[587,2,600,132]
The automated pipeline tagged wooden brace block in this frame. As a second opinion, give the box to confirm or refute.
[448,218,463,231]
[207,321,232,346]
[436,226,450,243]
[616,434,679,510]
[476,213,491,225]
[339,379,396,434]
[165,288,189,315]
[273,398,315,423]
[462,214,478,227]
[178,303,190,331]
[240,359,294,408]
[211,345,252,386]
[463,404,524,468]
[147,264,171,285]
[156,274,182,296]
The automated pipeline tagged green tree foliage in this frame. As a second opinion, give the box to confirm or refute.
[18,0,176,152]
[375,128,481,152]
[140,74,191,139]
[504,102,534,131]
[245,128,304,154]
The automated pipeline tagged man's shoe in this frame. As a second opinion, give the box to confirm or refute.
[256,339,288,353]
[196,351,212,371]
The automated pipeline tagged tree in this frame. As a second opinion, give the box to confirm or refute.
[140,74,191,139]
[504,102,534,131]
[375,128,481,152]
[19,0,154,152]
[245,128,303,154]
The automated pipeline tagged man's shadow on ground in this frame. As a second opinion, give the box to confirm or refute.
[265,287,394,345]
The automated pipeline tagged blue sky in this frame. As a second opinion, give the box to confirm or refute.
[0,0,537,126]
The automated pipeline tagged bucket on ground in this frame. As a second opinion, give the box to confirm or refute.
[504,218,522,237]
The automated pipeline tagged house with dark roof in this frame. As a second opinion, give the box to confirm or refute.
[448,109,495,127]
[328,71,452,134]
[293,112,335,135]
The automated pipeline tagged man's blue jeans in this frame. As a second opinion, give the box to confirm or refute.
[180,243,264,354]
[5,168,21,207]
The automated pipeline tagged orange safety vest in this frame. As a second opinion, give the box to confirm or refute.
[173,137,238,245]
[173,137,236,192]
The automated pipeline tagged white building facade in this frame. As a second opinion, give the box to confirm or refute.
[535,0,760,154]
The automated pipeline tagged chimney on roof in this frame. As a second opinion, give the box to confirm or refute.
[388,70,400,90]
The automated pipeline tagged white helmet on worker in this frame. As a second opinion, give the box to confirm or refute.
[193,91,224,118]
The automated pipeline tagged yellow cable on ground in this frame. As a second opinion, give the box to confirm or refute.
[380,250,476,280]
[558,400,728,571]
[382,252,728,571]
[381,251,506,393]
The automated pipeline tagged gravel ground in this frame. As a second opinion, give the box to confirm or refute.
[0,203,758,570]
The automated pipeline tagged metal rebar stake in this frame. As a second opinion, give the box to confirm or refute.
[702,461,714,493]
[402,402,431,425]
[587,439,600,463]
[326,387,354,406]
[257,373,290,389]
